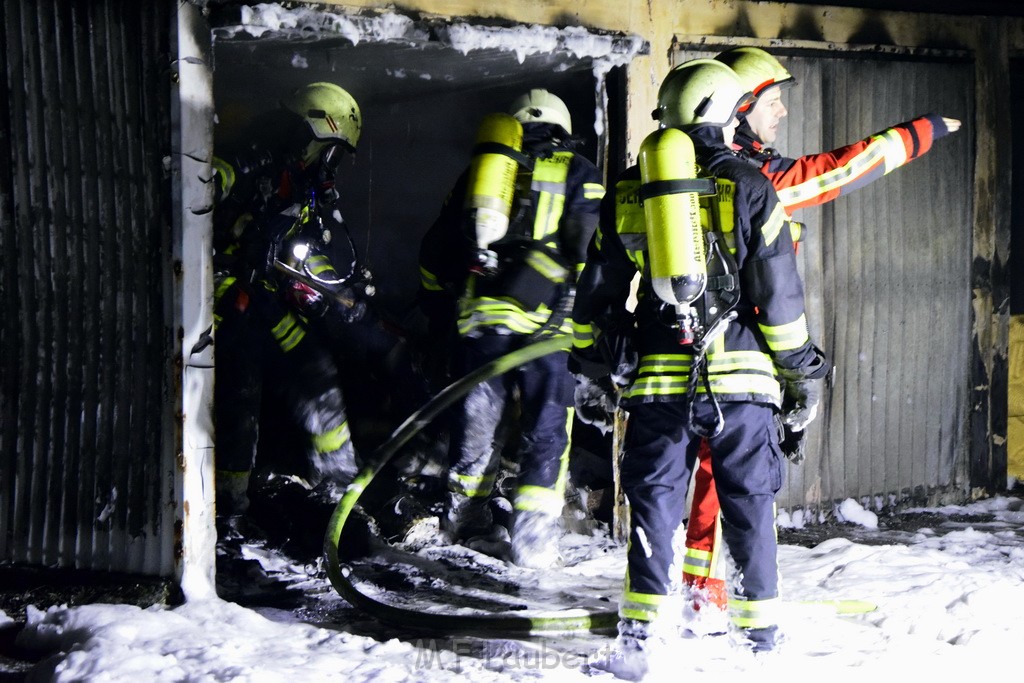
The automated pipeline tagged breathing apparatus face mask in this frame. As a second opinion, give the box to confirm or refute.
[295,139,347,191]
[319,142,346,179]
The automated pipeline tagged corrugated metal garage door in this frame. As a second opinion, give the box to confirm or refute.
[0,0,175,574]
[673,48,975,512]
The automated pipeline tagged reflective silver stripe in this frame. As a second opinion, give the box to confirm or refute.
[531,179,567,195]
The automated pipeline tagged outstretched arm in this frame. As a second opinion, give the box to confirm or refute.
[763,113,959,215]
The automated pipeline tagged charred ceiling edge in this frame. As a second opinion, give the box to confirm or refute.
[205,2,648,68]
[672,34,973,61]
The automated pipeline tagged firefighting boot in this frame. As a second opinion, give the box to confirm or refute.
[308,441,360,490]
[587,618,651,681]
[440,492,494,543]
[738,625,782,653]
[508,509,563,569]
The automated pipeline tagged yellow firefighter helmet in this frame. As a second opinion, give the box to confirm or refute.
[282,82,362,153]
[715,47,796,101]
[508,88,573,135]
[653,59,754,129]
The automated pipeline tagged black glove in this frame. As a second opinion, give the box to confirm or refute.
[780,424,807,464]
[776,347,830,432]
[567,320,637,387]
[777,372,824,432]
[331,287,367,323]
[573,375,618,435]
[568,346,611,381]
[598,328,638,388]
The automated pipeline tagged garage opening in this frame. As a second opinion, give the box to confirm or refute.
[209,5,643,321]
[203,4,645,545]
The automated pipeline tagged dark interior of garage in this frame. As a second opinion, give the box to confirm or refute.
[211,28,609,330]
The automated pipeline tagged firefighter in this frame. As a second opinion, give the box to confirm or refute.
[418,89,604,569]
[570,59,830,657]
[679,46,962,610]
[212,82,370,535]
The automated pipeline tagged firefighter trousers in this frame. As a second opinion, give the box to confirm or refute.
[619,399,783,618]
[447,334,573,516]
[214,279,356,486]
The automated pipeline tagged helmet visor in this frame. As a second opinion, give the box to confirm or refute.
[320,143,346,177]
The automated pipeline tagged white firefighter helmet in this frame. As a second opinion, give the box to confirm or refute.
[653,58,754,129]
[283,82,362,152]
[508,89,573,135]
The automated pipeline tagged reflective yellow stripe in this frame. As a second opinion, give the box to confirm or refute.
[760,202,786,246]
[777,136,889,206]
[514,409,573,514]
[307,254,336,277]
[759,314,810,352]
[556,407,572,491]
[708,350,777,374]
[515,485,564,515]
[532,153,571,240]
[272,312,305,353]
[450,472,496,498]
[634,351,776,376]
[879,128,909,173]
[583,182,605,199]
[625,349,780,402]
[637,353,690,370]
[458,298,571,336]
[728,597,781,629]
[624,373,781,401]
[572,320,595,349]
[214,276,237,305]
[312,422,351,454]
[620,588,666,622]
[212,156,235,197]
[420,266,443,291]
[622,376,690,398]
[787,220,803,244]
[524,249,569,283]
[683,547,713,578]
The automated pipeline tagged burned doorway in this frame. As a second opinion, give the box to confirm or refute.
[209,7,642,323]
[205,5,643,524]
